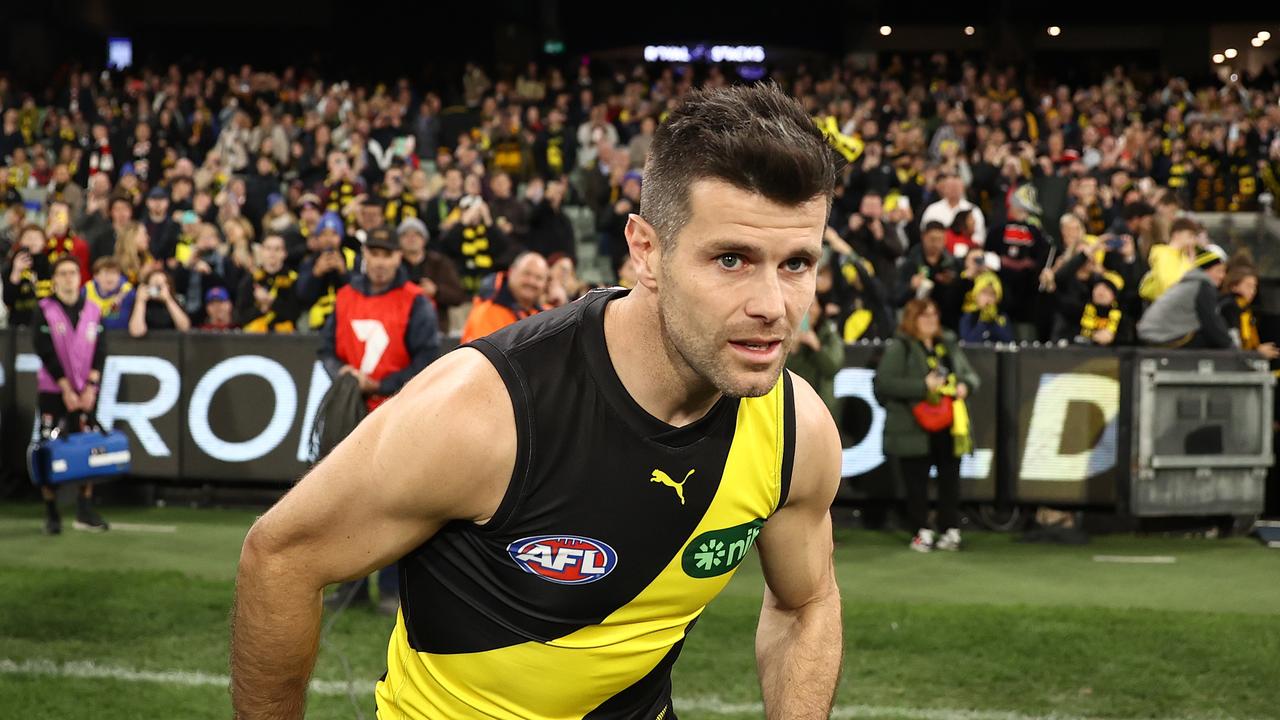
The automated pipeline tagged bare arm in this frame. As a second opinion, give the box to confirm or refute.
[230,348,515,719]
[755,372,844,719]
[128,293,149,338]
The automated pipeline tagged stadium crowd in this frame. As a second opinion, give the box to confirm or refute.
[0,54,1275,360]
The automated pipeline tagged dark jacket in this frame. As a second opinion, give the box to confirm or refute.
[873,331,979,458]
[893,245,969,331]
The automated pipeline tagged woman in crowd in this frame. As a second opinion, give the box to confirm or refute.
[873,299,979,553]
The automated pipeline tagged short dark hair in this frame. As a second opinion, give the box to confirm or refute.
[640,83,838,248]
[1121,201,1155,221]
[92,256,122,274]
[51,255,81,274]
[1169,217,1200,236]
[923,220,948,234]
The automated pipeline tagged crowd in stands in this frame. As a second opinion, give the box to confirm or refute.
[0,53,1275,358]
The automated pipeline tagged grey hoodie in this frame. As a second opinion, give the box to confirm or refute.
[1136,268,1233,348]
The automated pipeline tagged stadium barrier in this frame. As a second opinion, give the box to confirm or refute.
[0,330,1272,516]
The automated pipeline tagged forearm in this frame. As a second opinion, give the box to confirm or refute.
[166,299,192,331]
[756,587,843,720]
[230,544,324,719]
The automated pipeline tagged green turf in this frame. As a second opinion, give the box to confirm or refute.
[0,503,1277,719]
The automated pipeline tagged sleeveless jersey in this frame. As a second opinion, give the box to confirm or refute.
[375,287,796,719]
[334,281,421,410]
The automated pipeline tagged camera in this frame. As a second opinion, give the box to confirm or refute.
[148,286,161,298]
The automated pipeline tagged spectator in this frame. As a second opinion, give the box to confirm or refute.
[920,173,986,246]
[958,271,1014,344]
[1139,217,1200,302]
[221,217,257,293]
[873,298,979,553]
[197,286,239,331]
[178,222,229,322]
[235,233,300,333]
[1219,260,1279,360]
[895,221,967,331]
[113,221,155,285]
[547,252,590,306]
[1137,246,1233,349]
[423,166,464,239]
[460,251,547,343]
[844,190,908,289]
[944,208,976,258]
[440,196,515,294]
[599,171,642,273]
[1101,201,1155,314]
[44,200,91,285]
[533,107,577,178]
[318,225,440,613]
[297,212,356,331]
[785,296,845,419]
[1056,271,1133,347]
[487,172,530,246]
[986,185,1052,340]
[143,186,181,264]
[128,267,192,337]
[526,176,577,265]
[84,256,135,331]
[33,256,110,534]
[397,217,466,334]
[4,224,52,326]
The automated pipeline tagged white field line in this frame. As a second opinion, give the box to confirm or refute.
[0,519,177,533]
[0,658,1248,720]
[1091,555,1177,564]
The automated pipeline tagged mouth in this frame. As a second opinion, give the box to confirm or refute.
[728,339,784,363]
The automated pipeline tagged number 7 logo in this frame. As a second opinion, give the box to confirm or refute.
[350,319,389,376]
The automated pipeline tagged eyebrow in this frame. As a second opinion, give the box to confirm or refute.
[704,239,821,262]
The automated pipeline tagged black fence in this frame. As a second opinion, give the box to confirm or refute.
[0,330,1273,515]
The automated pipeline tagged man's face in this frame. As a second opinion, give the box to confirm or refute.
[508,255,549,308]
[942,177,963,202]
[53,262,81,297]
[649,180,826,398]
[301,204,321,226]
[859,194,882,219]
[316,228,340,252]
[1132,214,1153,234]
[206,299,232,325]
[491,174,512,198]
[922,228,947,258]
[363,247,401,286]
[359,204,384,230]
[399,230,426,255]
[260,237,286,272]
[111,200,134,226]
[444,170,463,194]
[147,196,168,218]
[94,268,122,294]
[1206,264,1227,287]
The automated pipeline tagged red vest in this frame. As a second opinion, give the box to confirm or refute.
[335,282,421,410]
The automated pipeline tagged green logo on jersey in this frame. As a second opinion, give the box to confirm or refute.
[682,519,765,578]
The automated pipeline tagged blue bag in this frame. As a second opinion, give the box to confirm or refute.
[28,418,132,486]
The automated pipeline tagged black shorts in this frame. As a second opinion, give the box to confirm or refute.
[37,392,96,438]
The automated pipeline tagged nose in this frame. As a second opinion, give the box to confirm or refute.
[744,269,786,325]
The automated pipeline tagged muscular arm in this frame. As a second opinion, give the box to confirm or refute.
[230,349,515,719]
[755,373,843,719]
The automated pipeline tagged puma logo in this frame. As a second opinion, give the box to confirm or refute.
[649,469,695,505]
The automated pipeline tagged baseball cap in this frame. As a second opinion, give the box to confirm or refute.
[317,211,344,236]
[120,162,136,177]
[205,286,231,304]
[397,217,429,239]
[364,227,399,251]
[147,186,169,200]
[266,192,284,209]
[298,193,322,209]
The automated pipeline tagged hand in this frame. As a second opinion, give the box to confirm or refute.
[1257,342,1280,361]
[253,284,272,308]
[925,372,945,394]
[613,199,633,215]
[79,384,98,410]
[1039,268,1056,292]
[1092,328,1116,346]
[496,217,514,235]
[867,218,884,240]
[910,272,925,290]
[339,365,358,377]
[963,252,982,278]
[418,277,437,298]
[846,214,864,232]
[10,252,32,283]
[356,372,380,395]
[823,227,853,256]
[824,303,841,318]
[193,260,213,275]
[62,387,82,412]
[955,383,969,400]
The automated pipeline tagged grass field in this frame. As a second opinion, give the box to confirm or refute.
[0,502,1277,719]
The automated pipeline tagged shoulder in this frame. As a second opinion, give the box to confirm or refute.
[785,371,841,510]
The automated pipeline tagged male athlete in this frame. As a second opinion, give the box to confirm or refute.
[231,84,844,719]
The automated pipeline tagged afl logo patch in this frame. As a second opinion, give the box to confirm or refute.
[507,535,618,585]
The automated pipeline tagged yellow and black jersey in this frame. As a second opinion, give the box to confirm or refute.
[376,288,796,720]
